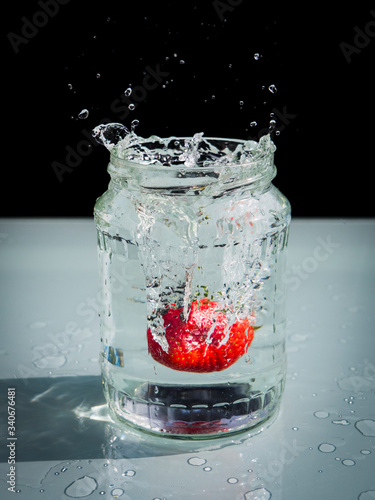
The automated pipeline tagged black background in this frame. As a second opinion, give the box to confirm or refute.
[4,2,375,217]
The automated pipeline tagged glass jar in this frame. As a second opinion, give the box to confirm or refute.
[94,132,291,438]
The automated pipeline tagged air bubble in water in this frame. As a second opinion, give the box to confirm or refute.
[78,109,89,119]
[239,100,244,106]
[128,103,135,111]
[254,53,260,60]
[268,84,277,94]
[250,121,257,127]
[124,87,132,96]
[180,59,185,64]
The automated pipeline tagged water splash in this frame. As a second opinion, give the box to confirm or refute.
[91,123,276,168]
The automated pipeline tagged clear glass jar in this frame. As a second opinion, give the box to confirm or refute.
[94,132,291,438]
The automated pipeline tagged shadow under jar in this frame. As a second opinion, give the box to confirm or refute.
[94,133,291,439]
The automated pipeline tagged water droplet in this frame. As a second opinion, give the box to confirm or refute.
[78,109,89,120]
[227,477,238,484]
[332,419,350,426]
[96,73,101,79]
[244,487,272,500]
[180,59,185,64]
[128,103,135,111]
[123,470,136,477]
[203,466,212,472]
[355,419,375,437]
[318,443,336,453]
[188,457,206,466]
[239,100,244,106]
[254,53,260,60]
[40,489,45,493]
[292,427,299,431]
[124,87,132,96]
[314,411,330,419]
[250,121,257,127]
[61,467,68,472]
[361,449,371,455]
[269,119,276,130]
[131,119,140,131]
[342,459,355,466]
[268,84,277,94]
[64,476,98,497]
[111,489,124,498]
[99,492,105,496]
[318,470,323,473]
[358,491,375,500]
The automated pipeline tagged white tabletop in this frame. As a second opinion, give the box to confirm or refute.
[0,218,374,499]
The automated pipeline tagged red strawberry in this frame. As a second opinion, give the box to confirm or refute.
[147,298,254,373]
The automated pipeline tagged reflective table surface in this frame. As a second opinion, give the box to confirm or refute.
[0,218,374,499]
